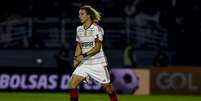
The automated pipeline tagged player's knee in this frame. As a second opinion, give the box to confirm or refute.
[68,79,78,89]
[102,83,113,94]
[68,75,85,89]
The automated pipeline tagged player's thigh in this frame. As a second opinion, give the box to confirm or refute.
[88,65,110,84]
[69,64,89,88]
[68,74,85,88]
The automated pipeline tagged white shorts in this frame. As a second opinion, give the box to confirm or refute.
[72,64,110,84]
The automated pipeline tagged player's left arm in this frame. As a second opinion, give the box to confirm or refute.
[75,39,101,60]
[84,38,102,57]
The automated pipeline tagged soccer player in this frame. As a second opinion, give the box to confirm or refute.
[68,5,118,101]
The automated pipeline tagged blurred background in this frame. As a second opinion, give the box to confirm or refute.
[0,0,201,96]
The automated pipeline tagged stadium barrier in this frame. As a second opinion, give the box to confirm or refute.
[0,72,103,92]
[133,66,201,95]
[0,68,139,94]
[1,66,201,95]
[150,67,201,95]
[133,69,150,95]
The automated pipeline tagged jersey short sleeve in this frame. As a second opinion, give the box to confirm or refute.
[94,26,104,41]
[76,26,80,42]
[76,34,79,42]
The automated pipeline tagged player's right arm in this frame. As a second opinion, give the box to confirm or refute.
[73,42,82,68]
[74,42,82,57]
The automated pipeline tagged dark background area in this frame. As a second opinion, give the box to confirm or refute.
[0,0,201,68]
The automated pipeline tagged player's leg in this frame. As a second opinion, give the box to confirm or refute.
[68,74,85,101]
[87,65,118,101]
[102,83,118,101]
[69,64,88,101]
[69,74,86,88]
[101,65,118,101]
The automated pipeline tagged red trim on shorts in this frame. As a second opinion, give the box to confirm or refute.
[104,66,110,81]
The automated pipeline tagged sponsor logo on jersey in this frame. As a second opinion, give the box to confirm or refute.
[81,42,93,47]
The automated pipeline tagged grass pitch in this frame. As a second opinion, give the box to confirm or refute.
[0,92,200,101]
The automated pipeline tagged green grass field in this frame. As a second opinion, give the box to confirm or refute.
[0,92,201,101]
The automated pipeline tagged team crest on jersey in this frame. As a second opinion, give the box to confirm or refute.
[88,29,94,36]
[88,31,93,36]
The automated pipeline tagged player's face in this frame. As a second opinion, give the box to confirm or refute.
[79,9,90,24]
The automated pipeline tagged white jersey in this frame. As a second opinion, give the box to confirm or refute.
[76,23,107,65]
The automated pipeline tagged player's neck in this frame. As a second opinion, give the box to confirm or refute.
[83,20,93,29]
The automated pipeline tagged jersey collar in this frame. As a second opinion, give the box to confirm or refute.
[83,23,93,30]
